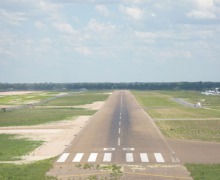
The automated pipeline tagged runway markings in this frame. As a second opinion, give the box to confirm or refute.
[140,153,149,162]
[118,138,120,146]
[103,153,112,162]
[103,148,115,151]
[126,153,134,162]
[154,153,165,163]
[57,152,168,163]
[118,128,120,134]
[123,148,134,151]
[57,153,70,163]
[72,153,84,162]
[88,153,98,162]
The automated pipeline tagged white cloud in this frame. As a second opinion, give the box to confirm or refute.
[187,0,217,19]
[75,46,92,56]
[52,22,76,34]
[34,21,46,30]
[87,19,116,34]
[119,5,143,20]
[95,5,109,16]
[0,8,28,25]
[187,10,216,19]
[135,31,172,39]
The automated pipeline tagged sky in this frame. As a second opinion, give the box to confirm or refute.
[0,0,220,83]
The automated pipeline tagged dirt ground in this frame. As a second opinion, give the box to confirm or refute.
[0,116,92,164]
[0,91,40,96]
[0,100,105,164]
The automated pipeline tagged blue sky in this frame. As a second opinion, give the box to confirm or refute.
[0,0,220,83]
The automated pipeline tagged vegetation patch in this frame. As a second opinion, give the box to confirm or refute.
[0,158,56,180]
[156,120,220,142]
[42,91,109,106]
[0,92,61,105]
[0,134,42,161]
[185,164,220,180]
[0,108,95,126]
[133,90,220,119]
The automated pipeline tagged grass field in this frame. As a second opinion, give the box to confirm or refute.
[133,90,220,119]
[0,158,56,180]
[42,91,109,106]
[156,120,220,142]
[0,91,110,126]
[133,90,220,143]
[0,134,42,161]
[0,92,61,105]
[0,108,95,126]
[185,164,220,180]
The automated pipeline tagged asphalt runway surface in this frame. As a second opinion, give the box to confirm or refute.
[49,90,193,179]
[57,90,180,164]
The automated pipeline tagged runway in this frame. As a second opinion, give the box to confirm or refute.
[56,90,179,164]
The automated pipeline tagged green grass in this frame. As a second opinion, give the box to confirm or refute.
[156,120,220,142]
[42,91,109,106]
[185,164,220,180]
[133,90,220,119]
[0,158,56,180]
[0,92,61,105]
[0,134,42,161]
[0,108,96,126]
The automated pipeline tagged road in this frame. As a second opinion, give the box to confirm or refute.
[49,90,191,179]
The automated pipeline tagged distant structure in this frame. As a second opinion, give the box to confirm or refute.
[202,88,220,95]
[194,102,202,108]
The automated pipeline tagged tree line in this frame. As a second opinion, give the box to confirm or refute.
[0,82,220,91]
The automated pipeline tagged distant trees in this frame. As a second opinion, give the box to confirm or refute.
[0,82,220,91]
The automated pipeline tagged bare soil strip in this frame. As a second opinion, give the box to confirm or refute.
[0,116,91,164]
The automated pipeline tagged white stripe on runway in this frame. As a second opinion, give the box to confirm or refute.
[126,153,134,162]
[118,128,120,134]
[118,138,120,146]
[72,153,84,162]
[88,153,98,162]
[57,153,69,163]
[154,153,165,163]
[103,153,112,162]
[140,153,149,162]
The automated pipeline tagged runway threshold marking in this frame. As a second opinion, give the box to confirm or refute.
[126,153,134,162]
[88,153,98,162]
[57,153,70,163]
[154,153,165,163]
[140,153,149,162]
[103,153,112,162]
[72,153,84,162]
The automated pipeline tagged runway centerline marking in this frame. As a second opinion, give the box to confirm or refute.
[118,138,120,146]
[118,128,121,134]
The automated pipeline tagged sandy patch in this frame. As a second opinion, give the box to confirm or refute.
[74,101,105,110]
[0,91,40,96]
[0,116,91,164]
